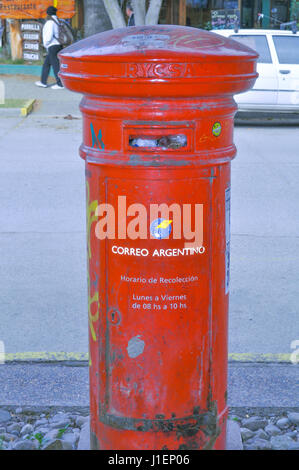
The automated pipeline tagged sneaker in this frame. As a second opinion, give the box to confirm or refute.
[35,81,47,88]
[52,84,64,89]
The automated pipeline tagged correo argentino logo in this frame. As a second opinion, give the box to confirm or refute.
[93,196,204,249]
[150,218,172,239]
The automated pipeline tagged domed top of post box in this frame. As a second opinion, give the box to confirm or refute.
[59,25,258,98]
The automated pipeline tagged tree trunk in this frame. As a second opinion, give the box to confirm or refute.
[102,0,163,30]
[102,0,126,29]
[145,0,163,25]
[178,0,186,26]
[83,0,112,38]
[9,19,22,61]
[132,0,146,25]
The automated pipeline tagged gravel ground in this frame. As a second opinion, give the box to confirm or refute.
[0,407,89,450]
[0,406,298,450]
[231,410,299,450]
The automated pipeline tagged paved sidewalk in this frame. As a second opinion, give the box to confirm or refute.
[0,74,82,117]
[0,362,297,408]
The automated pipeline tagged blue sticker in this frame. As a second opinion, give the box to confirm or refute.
[150,218,172,239]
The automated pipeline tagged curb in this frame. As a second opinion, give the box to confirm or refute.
[3,352,89,363]
[0,99,36,117]
[2,352,293,364]
[228,353,292,363]
[20,99,35,117]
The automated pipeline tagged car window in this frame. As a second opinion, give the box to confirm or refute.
[272,36,299,64]
[229,35,272,63]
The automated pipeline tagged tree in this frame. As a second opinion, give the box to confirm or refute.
[83,0,112,37]
[144,0,164,25]
[8,20,22,61]
[102,0,126,29]
[102,0,163,29]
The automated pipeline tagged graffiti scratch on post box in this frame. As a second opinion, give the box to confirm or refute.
[86,181,99,343]
[90,123,104,150]
[86,181,98,260]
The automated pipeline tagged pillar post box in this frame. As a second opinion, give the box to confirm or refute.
[59,25,257,450]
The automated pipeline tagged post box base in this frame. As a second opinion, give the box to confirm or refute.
[90,408,227,450]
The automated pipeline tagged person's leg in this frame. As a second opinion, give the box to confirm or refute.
[48,45,63,87]
[40,52,51,85]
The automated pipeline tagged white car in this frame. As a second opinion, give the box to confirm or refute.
[214,29,299,112]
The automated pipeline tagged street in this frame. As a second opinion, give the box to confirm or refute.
[0,76,298,358]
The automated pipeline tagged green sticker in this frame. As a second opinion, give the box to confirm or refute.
[212,122,222,137]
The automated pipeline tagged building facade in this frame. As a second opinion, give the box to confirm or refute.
[159,0,298,29]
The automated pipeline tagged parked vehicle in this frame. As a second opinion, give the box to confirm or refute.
[213,29,299,112]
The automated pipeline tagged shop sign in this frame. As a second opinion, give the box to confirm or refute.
[0,1,75,19]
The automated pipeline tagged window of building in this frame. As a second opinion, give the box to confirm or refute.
[186,0,210,29]
[271,0,289,24]
[158,0,291,30]
[185,0,239,29]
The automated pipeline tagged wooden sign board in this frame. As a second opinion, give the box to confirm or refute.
[23,41,40,51]
[23,50,40,61]
[21,21,42,32]
[22,31,40,41]
[21,21,41,62]
[0,1,75,19]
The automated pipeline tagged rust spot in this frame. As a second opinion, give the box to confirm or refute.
[99,408,219,441]
[178,440,201,450]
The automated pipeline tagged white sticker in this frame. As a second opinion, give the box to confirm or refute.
[121,34,169,49]
[127,335,145,358]
[225,187,231,294]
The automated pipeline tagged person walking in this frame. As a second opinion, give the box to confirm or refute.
[35,6,64,89]
[126,3,135,26]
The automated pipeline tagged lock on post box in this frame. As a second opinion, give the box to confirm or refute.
[59,26,257,450]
